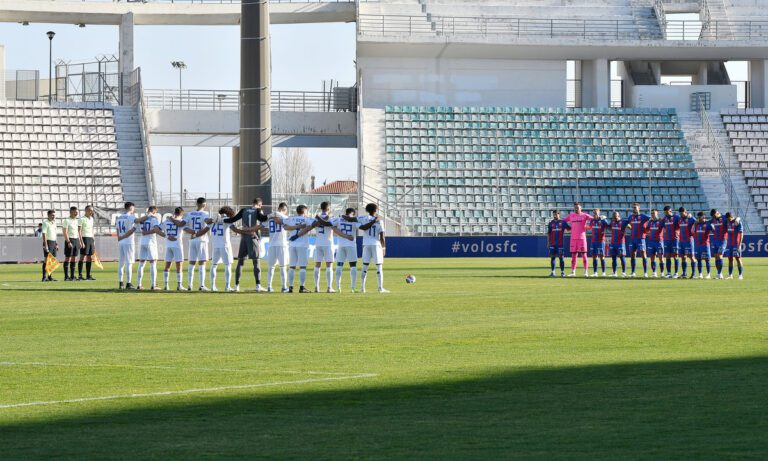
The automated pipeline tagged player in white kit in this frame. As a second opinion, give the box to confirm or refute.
[115,202,138,290]
[332,208,362,293]
[135,206,163,290]
[358,203,388,293]
[162,207,187,291]
[266,202,290,293]
[184,197,211,291]
[196,206,243,292]
[282,205,313,293]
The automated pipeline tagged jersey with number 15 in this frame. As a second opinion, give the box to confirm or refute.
[359,216,384,246]
[185,210,210,243]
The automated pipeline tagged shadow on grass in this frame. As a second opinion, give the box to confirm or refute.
[1,357,767,460]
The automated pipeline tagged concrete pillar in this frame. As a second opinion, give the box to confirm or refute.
[119,13,134,104]
[581,59,610,108]
[650,61,662,85]
[232,146,240,206]
[749,60,768,109]
[573,60,583,107]
[239,0,272,210]
[695,62,708,85]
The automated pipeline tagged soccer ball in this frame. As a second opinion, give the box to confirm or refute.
[405,274,416,284]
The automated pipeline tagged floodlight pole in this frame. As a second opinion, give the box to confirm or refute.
[47,31,55,104]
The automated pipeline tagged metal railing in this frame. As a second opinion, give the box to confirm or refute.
[358,14,768,41]
[694,94,749,232]
[142,88,357,112]
[652,0,667,39]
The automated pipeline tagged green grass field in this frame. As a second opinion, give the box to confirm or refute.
[1,258,767,460]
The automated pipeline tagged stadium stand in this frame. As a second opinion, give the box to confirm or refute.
[0,101,149,234]
[385,106,708,235]
[721,108,768,230]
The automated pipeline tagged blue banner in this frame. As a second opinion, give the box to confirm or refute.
[385,236,768,258]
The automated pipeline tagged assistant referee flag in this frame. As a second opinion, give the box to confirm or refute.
[45,253,60,276]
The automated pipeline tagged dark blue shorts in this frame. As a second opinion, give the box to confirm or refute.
[609,243,626,257]
[679,241,694,256]
[589,242,605,257]
[647,241,664,256]
[724,246,742,258]
[663,240,678,255]
[710,239,726,256]
[628,239,646,253]
[695,245,711,260]
[549,246,564,257]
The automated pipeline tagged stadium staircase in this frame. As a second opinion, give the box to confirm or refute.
[678,111,763,232]
[381,106,708,235]
[721,108,768,231]
[114,106,151,207]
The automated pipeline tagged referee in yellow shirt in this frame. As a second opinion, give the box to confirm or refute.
[78,205,96,280]
[41,210,59,282]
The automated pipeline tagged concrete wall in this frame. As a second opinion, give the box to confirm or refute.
[630,85,738,112]
[0,45,5,102]
[358,57,567,108]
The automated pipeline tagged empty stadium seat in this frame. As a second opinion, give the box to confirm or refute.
[384,106,708,235]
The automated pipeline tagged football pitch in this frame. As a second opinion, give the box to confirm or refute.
[1,258,767,460]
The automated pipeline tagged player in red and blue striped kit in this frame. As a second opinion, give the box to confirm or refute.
[608,211,632,277]
[678,207,697,278]
[725,212,744,279]
[660,206,681,278]
[692,211,714,279]
[643,209,665,277]
[627,203,650,277]
[547,210,570,277]
[588,208,610,277]
[708,209,728,279]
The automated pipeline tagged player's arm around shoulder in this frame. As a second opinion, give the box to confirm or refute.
[331,226,354,241]
[359,216,377,231]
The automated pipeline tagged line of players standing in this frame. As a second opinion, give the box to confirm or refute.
[548,203,745,279]
[114,197,390,293]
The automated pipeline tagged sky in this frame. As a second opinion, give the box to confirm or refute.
[0,21,358,197]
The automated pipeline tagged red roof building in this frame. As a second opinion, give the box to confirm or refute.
[309,180,358,195]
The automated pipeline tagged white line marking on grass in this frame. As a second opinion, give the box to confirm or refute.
[0,361,363,376]
[0,373,378,409]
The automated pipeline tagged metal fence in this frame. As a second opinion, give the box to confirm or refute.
[142,88,357,112]
[358,14,768,41]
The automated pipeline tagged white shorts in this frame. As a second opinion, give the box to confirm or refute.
[211,246,233,265]
[118,243,135,265]
[335,246,358,263]
[314,245,334,263]
[189,239,209,262]
[165,246,184,263]
[362,244,384,265]
[268,245,288,267]
[139,242,158,261]
[289,246,308,267]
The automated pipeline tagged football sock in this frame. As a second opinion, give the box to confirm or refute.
[728,259,734,275]
[581,253,588,270]
[697,261,702,274]
[715,259,723,275]
[136,262,145,286]
[681,260,687,275]
[559,257,565,272]
[78,261,84,277]
[126,263,133,283]
[666,258,672,273]
[314,267,320,290]
[705,260,711,274]
[326,267,333,289]
[361,264,368,288]
[738,262,743,276]
[164,270,170,286]
[235,259,244,285]
[376,264,384,289]
[600,258,606,272]
[187,264,195,288]
[612,256,617,273]
[299,268,306,287]
[252,259,261,285]
[336,264,343,290]
[288,268,295,288]
[350,266,358,290]
[642,257,647,273]
[86,261,92,277]
[199,264,206,287]
[651,260,656,272]
[630,257,636,273]
[210,264,218,288]
[176,269,182,286]
[149,263,157,287]
[592,258,598,273]
[224,264,232,289]
[267,265,275,289]
[570,255,577,272]
[550,257,556,272]
[42,262,47,279]
[280,266,288,290]
[674,259,679,274]
[620,256,626,272]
